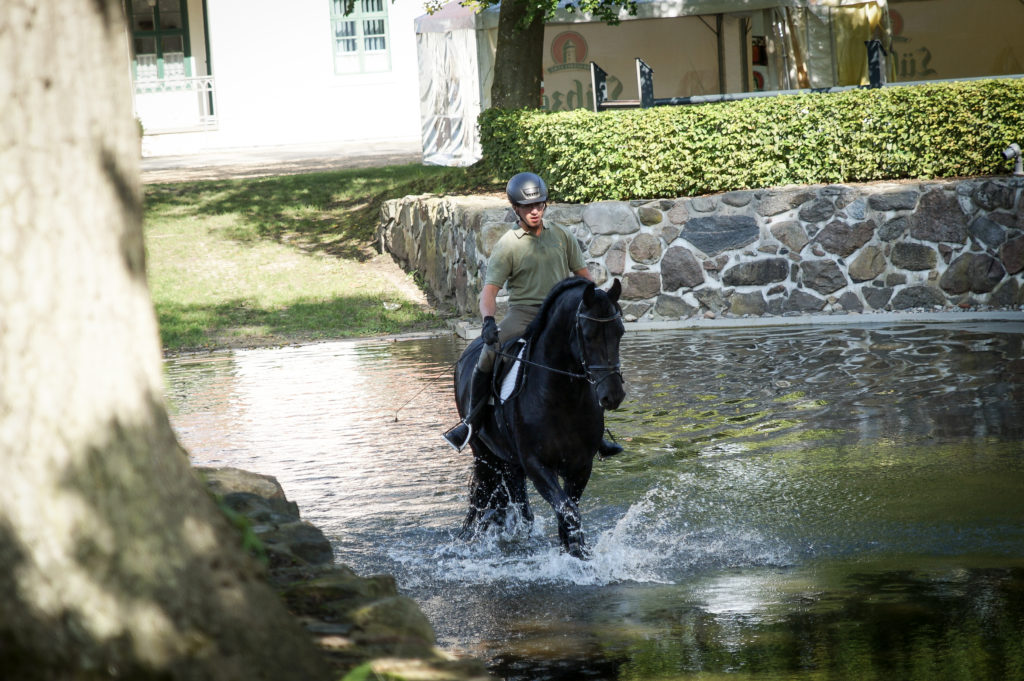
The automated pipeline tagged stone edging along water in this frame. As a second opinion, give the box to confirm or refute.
[377,177,1024,323]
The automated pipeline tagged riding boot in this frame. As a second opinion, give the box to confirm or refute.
[443,368,492,452]
[598,438,624,458]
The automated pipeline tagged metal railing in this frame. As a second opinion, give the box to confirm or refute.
[133,74,218,133]
[591,53,1024,113]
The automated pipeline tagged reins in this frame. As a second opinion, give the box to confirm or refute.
[492,297,623,386]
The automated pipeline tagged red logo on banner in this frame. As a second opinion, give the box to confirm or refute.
[551,31,588,66]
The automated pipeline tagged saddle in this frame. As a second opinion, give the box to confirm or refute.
[491,337,529,404]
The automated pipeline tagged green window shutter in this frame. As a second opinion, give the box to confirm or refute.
[129,0,192,81]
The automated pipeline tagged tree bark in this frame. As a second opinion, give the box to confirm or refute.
[490,0,546,110]
[0,2,331,679]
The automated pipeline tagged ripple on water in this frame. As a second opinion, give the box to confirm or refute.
[165,322,1024,680]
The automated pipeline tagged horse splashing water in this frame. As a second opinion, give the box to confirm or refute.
[453,278,625,559]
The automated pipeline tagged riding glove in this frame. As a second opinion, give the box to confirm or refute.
[481,316,499,346]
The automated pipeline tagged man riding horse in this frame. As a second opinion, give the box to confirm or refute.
[443,172,623,459]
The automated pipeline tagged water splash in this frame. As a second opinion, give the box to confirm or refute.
[390,471,793,588]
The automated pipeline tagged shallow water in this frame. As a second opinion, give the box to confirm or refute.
[165,321,1024,680]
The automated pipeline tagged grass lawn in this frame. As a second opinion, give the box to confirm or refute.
[144,163,501,354]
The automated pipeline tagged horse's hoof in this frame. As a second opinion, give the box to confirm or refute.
[566,541,592,560]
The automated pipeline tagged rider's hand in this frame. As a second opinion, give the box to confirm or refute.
[481,316,499,346]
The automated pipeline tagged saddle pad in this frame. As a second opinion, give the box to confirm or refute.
[499,341,527,403]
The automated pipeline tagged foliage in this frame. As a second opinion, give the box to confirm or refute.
[454,0,637,27]
[144,163,503,353]
[479,78,1024,202]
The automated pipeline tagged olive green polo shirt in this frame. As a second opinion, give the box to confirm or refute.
[484,222,586,307]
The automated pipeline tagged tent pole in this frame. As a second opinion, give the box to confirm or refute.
[717,13,726,93]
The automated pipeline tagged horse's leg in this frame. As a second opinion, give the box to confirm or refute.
[522,458,588,559]
[506,463,533,533]
[564,457,594,506]
[460,447,505,539]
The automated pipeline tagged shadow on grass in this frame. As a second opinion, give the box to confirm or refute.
[157,295,442,354]
[146,163,503,261]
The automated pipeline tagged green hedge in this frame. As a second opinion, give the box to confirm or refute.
[479,78,1024,202]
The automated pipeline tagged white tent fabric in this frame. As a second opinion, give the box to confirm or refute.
[416,4,497,165]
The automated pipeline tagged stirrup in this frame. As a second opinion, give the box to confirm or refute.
[443,421,473,452]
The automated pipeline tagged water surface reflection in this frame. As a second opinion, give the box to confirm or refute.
[165,321,1024,680]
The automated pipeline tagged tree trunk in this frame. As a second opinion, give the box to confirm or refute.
[0,2,331,679]
[490,0,546,110]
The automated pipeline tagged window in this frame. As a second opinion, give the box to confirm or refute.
[330,0,391,74]
[128,0,191,81]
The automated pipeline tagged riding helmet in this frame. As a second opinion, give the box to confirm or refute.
[506,172,548,205]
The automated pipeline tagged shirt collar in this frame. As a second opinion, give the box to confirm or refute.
[514,221,548,238]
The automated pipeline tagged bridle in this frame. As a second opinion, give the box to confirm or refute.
[572,299,624,387]
[494,296,623,386]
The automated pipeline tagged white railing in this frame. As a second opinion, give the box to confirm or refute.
[134,75,218,133]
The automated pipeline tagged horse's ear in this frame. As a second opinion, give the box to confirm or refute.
[608,278,622,304]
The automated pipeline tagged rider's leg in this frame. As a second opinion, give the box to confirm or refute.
[443,345,496,451]
[443,306,538,452]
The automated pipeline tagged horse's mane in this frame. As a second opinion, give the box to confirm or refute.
[521,277,592,341]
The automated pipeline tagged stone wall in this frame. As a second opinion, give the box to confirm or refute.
[377,178,1024,321]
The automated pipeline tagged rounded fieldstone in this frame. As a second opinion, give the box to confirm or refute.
[637,204,664,226]
[784,289,826,312]
[588,261,609,286]
[667,200,690,225]
[939,252,1006,294]
[837,291,864,312]
[891,285,946,309]
[969,216,1008,249]
[654,294,697,318]
[990,278,1020,307]
[660,224,681,244]
[721,190,754,207]
[694,287,728,313]
[661,246,704,290]
[798,198,836,223]
[910,190,969,244]
[606,246,627,276]
[890,242,937,271]
[848,245,886,282]
[480,222,510,256]
[813,220,875,257]
[629,233,662,264]
[689,197,716,213]
[588,235,615,257]
[583,201,641,235]
[868,189,919,212]
[770,221,809,253]
[863,286,893,309]
[878,216,910,241]
[722,258,789,286]
[800,259,848,294]
[729,291,767,316]
[1001,235,1024,274]
[621,271,662,300]
[973,180,1017,211]
[756,189,815,217]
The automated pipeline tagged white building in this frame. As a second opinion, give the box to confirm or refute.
[127,0,424,156]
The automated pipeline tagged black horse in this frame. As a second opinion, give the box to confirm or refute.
[453,277,626,559]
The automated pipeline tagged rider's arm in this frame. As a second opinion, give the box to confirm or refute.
[479,283,500,320]
[574,267,593,281]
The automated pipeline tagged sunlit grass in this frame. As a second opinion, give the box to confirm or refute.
[144,163,503,353]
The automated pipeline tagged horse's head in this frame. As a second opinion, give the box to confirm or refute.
[576,279,626,410]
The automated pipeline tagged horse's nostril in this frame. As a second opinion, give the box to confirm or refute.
[601,394,624,410]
